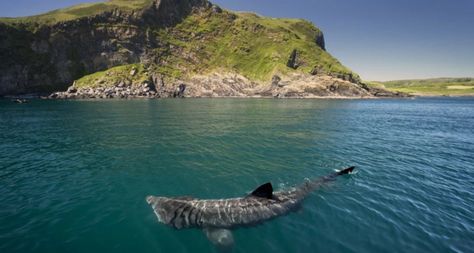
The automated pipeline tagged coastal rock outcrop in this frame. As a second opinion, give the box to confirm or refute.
[50,82,158,99]
[48,71,407,99]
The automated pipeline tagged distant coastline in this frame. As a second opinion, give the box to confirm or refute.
[368,78,474,97]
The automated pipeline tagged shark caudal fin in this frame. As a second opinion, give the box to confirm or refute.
[336,166,356,176]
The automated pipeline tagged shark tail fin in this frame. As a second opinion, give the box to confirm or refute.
[336,166,355,176]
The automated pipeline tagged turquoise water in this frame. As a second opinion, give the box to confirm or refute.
[1,98,473,253]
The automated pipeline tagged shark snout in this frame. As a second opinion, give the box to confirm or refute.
[146,195,154,204]
[145,196,170,224]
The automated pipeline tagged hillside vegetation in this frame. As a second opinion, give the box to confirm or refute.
[76,10,354,85]
[0,0,367,97]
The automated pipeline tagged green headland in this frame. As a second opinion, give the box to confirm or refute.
[0,0,402,98]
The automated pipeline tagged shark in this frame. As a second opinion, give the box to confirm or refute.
[146,166,355,250]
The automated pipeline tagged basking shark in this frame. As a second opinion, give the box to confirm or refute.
[146,166,355,250]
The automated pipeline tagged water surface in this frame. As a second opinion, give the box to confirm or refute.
[1,98,473,252]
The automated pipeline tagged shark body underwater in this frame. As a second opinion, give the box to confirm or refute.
[146,166,355,250]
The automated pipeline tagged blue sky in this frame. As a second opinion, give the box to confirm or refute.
[1,0,473,81]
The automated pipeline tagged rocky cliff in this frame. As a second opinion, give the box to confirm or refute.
[0,0,402,98]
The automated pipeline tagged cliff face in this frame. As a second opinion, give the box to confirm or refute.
[0,0,377,98]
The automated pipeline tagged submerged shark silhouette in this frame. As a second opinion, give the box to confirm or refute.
[146,166,355,250]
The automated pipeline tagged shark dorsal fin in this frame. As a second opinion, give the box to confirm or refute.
[250,182,273,199]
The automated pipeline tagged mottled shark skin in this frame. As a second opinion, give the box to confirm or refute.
[146,166,355,249]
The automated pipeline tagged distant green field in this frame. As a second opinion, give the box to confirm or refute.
[0,0,153,25]
[372,78,474,96]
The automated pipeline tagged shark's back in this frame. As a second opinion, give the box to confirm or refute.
[147,194,299,229]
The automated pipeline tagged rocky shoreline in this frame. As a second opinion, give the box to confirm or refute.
[45,72,408,100]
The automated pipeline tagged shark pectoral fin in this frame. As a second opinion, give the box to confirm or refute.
[203,228,235,251]
[250,182,273,199]
[293,202,304,214]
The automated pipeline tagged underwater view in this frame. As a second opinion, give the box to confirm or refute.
[1,98,473,252]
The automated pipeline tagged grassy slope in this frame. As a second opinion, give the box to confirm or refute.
[376,78,474,96]
[166,11,354,80]
[1,0,359,88]
[74,64,148,88]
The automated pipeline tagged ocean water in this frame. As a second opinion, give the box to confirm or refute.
[0,97,473,253]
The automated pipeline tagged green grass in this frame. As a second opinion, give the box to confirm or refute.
[74,64,148,88]
[365,81,386,89]
[379,78,474,96]
[0,0,153,26]
[156,9,357,81]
